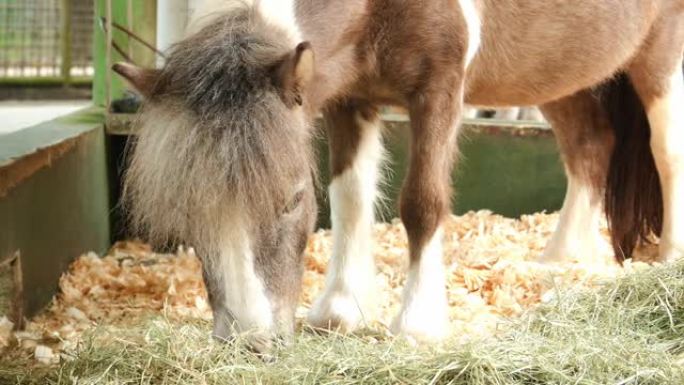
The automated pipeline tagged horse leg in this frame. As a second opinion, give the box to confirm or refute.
[307,101,383,331]
[463,106,479,119]
[493,107,521,121]
[539,91,614,263]
[391,87,461,341]
[520,107,545,123]
[628,20,684,262]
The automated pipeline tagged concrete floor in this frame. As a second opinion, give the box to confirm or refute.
[0,101,90,135]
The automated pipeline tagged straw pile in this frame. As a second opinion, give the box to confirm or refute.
[0,211,661,367]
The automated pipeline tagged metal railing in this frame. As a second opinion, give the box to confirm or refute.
[0,0,94,84]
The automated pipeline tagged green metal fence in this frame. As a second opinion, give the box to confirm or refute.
[0,0,93,84]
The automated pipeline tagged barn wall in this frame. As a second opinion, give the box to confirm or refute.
[0,107,565,321]
[92,0,157,107]
[313,116,567,228]
[107,114,567,231]
[0,108,110,320]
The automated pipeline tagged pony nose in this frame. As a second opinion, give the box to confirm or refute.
[210,303,284,355]
[247,331,275,356]
[210,306,236,342]
[212,329,276,359]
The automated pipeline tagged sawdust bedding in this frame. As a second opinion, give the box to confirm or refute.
[0,210,659,365]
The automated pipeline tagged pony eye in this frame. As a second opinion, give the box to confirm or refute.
[283,190,304,214]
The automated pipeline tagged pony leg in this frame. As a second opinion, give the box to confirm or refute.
[463,106,479,119]
[539,91,614,263]
[520,107,545,123]
[391,90,461,342]
[493,107,521,121]
[628,23,684,262]
[307,101,383,331]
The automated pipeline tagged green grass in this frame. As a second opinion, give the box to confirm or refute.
[2,261,684,385]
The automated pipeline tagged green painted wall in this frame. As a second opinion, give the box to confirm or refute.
[93,0,157,106]
[314,120,567,228]
[107,116,566,231]
[0,110,110,318]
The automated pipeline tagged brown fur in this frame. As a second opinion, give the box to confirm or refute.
[465,0,659,106]
[541,89,615,191]
[116,0,684,346]
[325,100,380,178]
[300,0,469,254]
[297,0,682,262]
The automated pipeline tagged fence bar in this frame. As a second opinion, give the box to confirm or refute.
[60,0,73,85]
[105,0,113,114]
[127,0,134,61]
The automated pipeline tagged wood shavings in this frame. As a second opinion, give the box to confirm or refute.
[300,210,656,337]
[1,211,659,363]
[0,316,13,348]
[34,345,58,365]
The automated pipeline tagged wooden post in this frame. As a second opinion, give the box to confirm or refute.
[156,0,187,67]
[0,251,24,330]
[60,0,73,86]
[92,0,158,107]
[127,0,134,61]
[105,0,113,115]
[11,252,23,330]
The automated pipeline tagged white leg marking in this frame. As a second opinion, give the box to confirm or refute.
[519,107,546,123]
[391,227,450,342]
[493,107,521,121]
[213,225,273,336]
[648,69,684,262]
[541,174,610,263]
[307,114,384,331]
[458,0,481,69]
[463,105,479,119]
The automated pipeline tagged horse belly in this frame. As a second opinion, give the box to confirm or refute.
[464,0,657,107]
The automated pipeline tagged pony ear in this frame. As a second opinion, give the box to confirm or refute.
[112,62,160,98]
[272,42,315,108]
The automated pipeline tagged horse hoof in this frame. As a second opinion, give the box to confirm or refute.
[536,251,566,265]
[539,236,612,265]
[657,242,684,263]
[307,289,376,332]
[390,309,450,343]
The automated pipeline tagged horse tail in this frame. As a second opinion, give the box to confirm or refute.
[600,73,663,263]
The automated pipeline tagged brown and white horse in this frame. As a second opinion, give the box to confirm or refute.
[114,0,684,350]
